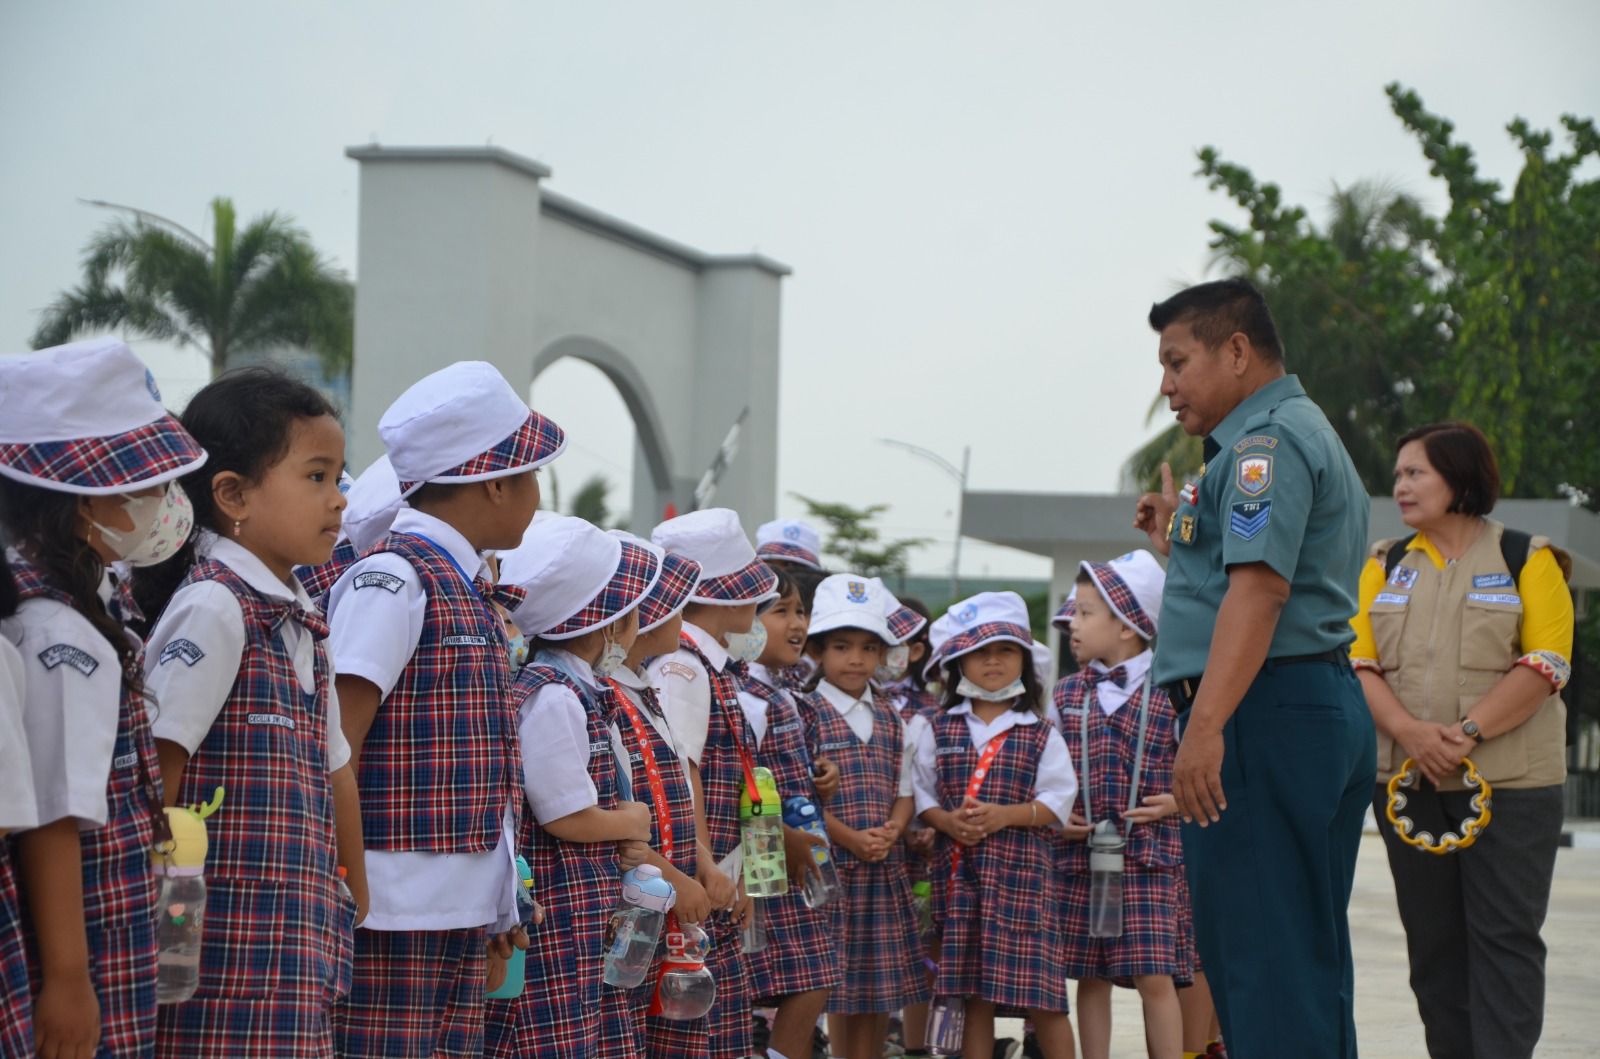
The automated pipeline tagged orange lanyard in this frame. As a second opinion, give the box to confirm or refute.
[608,679,674,862]
[949,730,1008,883]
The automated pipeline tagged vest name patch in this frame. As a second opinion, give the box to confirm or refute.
[1374,592,1410,606]
[159,638,206,667]
[353,571,405,593]
[247,712,296,730]
[819,740,856,754]
[589,739,613,755]
[936,744,969,757]
[112,752,138,770]
[37,644,99,676]
[1466,592,1520,606]
[442,634,489,647]
[771,721,802,736]
[1473,573,1514,589]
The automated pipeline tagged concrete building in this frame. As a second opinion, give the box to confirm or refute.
[344,145,788,525]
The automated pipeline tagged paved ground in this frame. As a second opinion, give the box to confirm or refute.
[1061,832,1600,1056]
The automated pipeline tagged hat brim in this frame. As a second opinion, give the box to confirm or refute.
[0,414,207,496]
[397,410,567,499]
[689,559,779,606]
[1080,561,1155,640]
[756,542,822,570]
[885,606,928,645]
[639,553,703,632]
[936,622,1035,668]
[808,609,893,644]
[541,539,663,640]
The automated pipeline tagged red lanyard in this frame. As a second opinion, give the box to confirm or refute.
[949,729,1009,883]
[683,630,763,807]
[608,679,674,862]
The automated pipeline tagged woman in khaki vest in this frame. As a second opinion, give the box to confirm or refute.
[1349,421,1573,1059]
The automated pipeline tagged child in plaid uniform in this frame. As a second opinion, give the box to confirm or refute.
[326,361,562,1058]
[794,574,928,1059]
[1053,551,1189,1059]
[0,338,209,1057]
[0,553,37,1057]
[134,369,365,1057]
[910,591,1078,1059]
[650,509,780,1059]
[486,516,659,1058]
[736,564,843,1059]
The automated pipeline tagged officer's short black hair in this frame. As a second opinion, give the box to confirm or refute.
[1395,422,1500,517]
[1148,278,1284,362]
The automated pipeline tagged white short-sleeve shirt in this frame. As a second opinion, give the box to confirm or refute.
[0,636,38,832]
[518,649,602,824]
[910,700,1077,827]
[611,664,688,760]
[323,508,517,933]
[649,622,728,766]
[144,534,350,771]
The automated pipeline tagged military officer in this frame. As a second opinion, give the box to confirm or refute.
[1133,278,1375,1059]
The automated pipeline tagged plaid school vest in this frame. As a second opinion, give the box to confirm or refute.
[884,680,939,723]
[800,692,903,841]
[1053,675,1181,871]
[295,538,359,604]
[605,681,697,880]
[168,558,345,993]
[677,634,753,862]
[10,558,160,929]
[357,532,519,853]
[737,669,816,802]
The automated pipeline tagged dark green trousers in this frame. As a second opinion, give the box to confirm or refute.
[1178,659,1376,1059]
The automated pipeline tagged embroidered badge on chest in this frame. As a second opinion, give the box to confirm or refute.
[159,638,206,667]
[1229,499,1272,541]
[1235,455,1273,497]
[1389,565,1420,590]
[1473,572,1514,589]
[38,643,99,676]
[659,661,699,682]
[353,571,404,593]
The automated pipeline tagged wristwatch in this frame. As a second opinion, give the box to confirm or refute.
[1460,718,1484,743]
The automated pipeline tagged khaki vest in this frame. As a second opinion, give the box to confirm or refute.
[1368,520,1567,789]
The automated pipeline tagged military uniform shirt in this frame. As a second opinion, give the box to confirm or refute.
[1154,374,1369,685]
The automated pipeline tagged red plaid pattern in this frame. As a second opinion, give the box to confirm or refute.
[703,911,752,1059]
[1059,866,1184,979]
[542,538,662,639]
[886,605,928,644]
[930,714,1069,1012]
[883,679,939,723]
[0,412,204,493]
[155,559,345,1056]
[1082,561,1156,639]
[1051,595,1076,631]
[755,540,822,569]
[1173,867,1201,982]
[638,553,702,633]
[333,927,487,1057]
[1052,674,1182,871]
[356,533,520,853]
[939,621,1033,664]
[691,558,779,605]
[486,664,623,1058]
[396,410,565,493]
[296,538,359,602]
[604,683,696,878]
[797,693,928,1015]
[0,849,30,1059]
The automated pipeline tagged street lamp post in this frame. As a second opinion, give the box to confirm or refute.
[879,438,970,602]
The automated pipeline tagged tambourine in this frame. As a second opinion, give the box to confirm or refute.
[1384,757,1492,854]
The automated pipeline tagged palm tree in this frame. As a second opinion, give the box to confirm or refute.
[32,198,352,378]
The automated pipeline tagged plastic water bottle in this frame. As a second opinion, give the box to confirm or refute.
[927,995,965,1055]
[604,865,677,988]
[152,805,209,1004]
[781,796,840,909]
[1087,819,1126,939]
[911,879,934,939]
[487,856,535,1000]
[739,899,767,954]
[654,922,717,1021]
[739,767,788,897]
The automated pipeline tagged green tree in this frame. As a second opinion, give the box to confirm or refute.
[790,495,929,579]
[33,198,353,378]
[569,473,628,532]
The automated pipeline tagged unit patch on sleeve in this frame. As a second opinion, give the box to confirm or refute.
[37,643,100,676]
[158,638,206,667]
[1235,455,1273,497]
[1232,435,1280,454]
[353,571,405,593]
[1229,500,1272,541]
[659,661,699,683]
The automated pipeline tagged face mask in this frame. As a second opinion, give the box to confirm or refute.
[593,634,629,678]
[507,633,529,670]
[92,484,193,567]
[956,675,1027,703]
[724,618,768,664]
[874,643,911,684]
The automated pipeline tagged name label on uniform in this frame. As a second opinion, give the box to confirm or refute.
[442,634,489,647]
[1060,705,1089,717]
[1466,592,1520,606]
[1473,573,1514,589]
[1233,435,1279,453]
[771,721,802,736]
[1229,499,1272,541]
[247,712,296,730]
[935,744,968,757]
[353,571,405,594]
[658,661,698,683]
[112,751,138,770]
[37,643,99,676]
[818,739,855,754]
[1389,565,1420,589]
[588,739,613,756]
[158,638,206,667]
[1374,592,1410,606]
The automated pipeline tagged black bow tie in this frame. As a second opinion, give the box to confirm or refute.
[1086,665,1128,690]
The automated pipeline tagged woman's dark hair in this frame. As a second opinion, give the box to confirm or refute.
[939,640,1044,716]
[1396,421,1500,517]
[0,478,144,690]
[133,367,339,621]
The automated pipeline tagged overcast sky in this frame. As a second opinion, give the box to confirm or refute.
[3,1,1595,578]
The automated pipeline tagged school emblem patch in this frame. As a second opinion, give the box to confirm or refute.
[1389,565,1420,590]
[38,643,99,676]
[846,580,868,604]
[1236,455,1272,497]
[783,525,802,541]
[956,603,979,625]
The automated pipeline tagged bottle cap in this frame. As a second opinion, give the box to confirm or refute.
[621,864,677,913]
[912,880,932,897]
[739,766,783,819]
[515,855,533,884]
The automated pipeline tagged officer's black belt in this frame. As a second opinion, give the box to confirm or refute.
[1163,647,1350,713]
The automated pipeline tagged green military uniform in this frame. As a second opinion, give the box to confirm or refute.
[1155,374,1375,1059]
